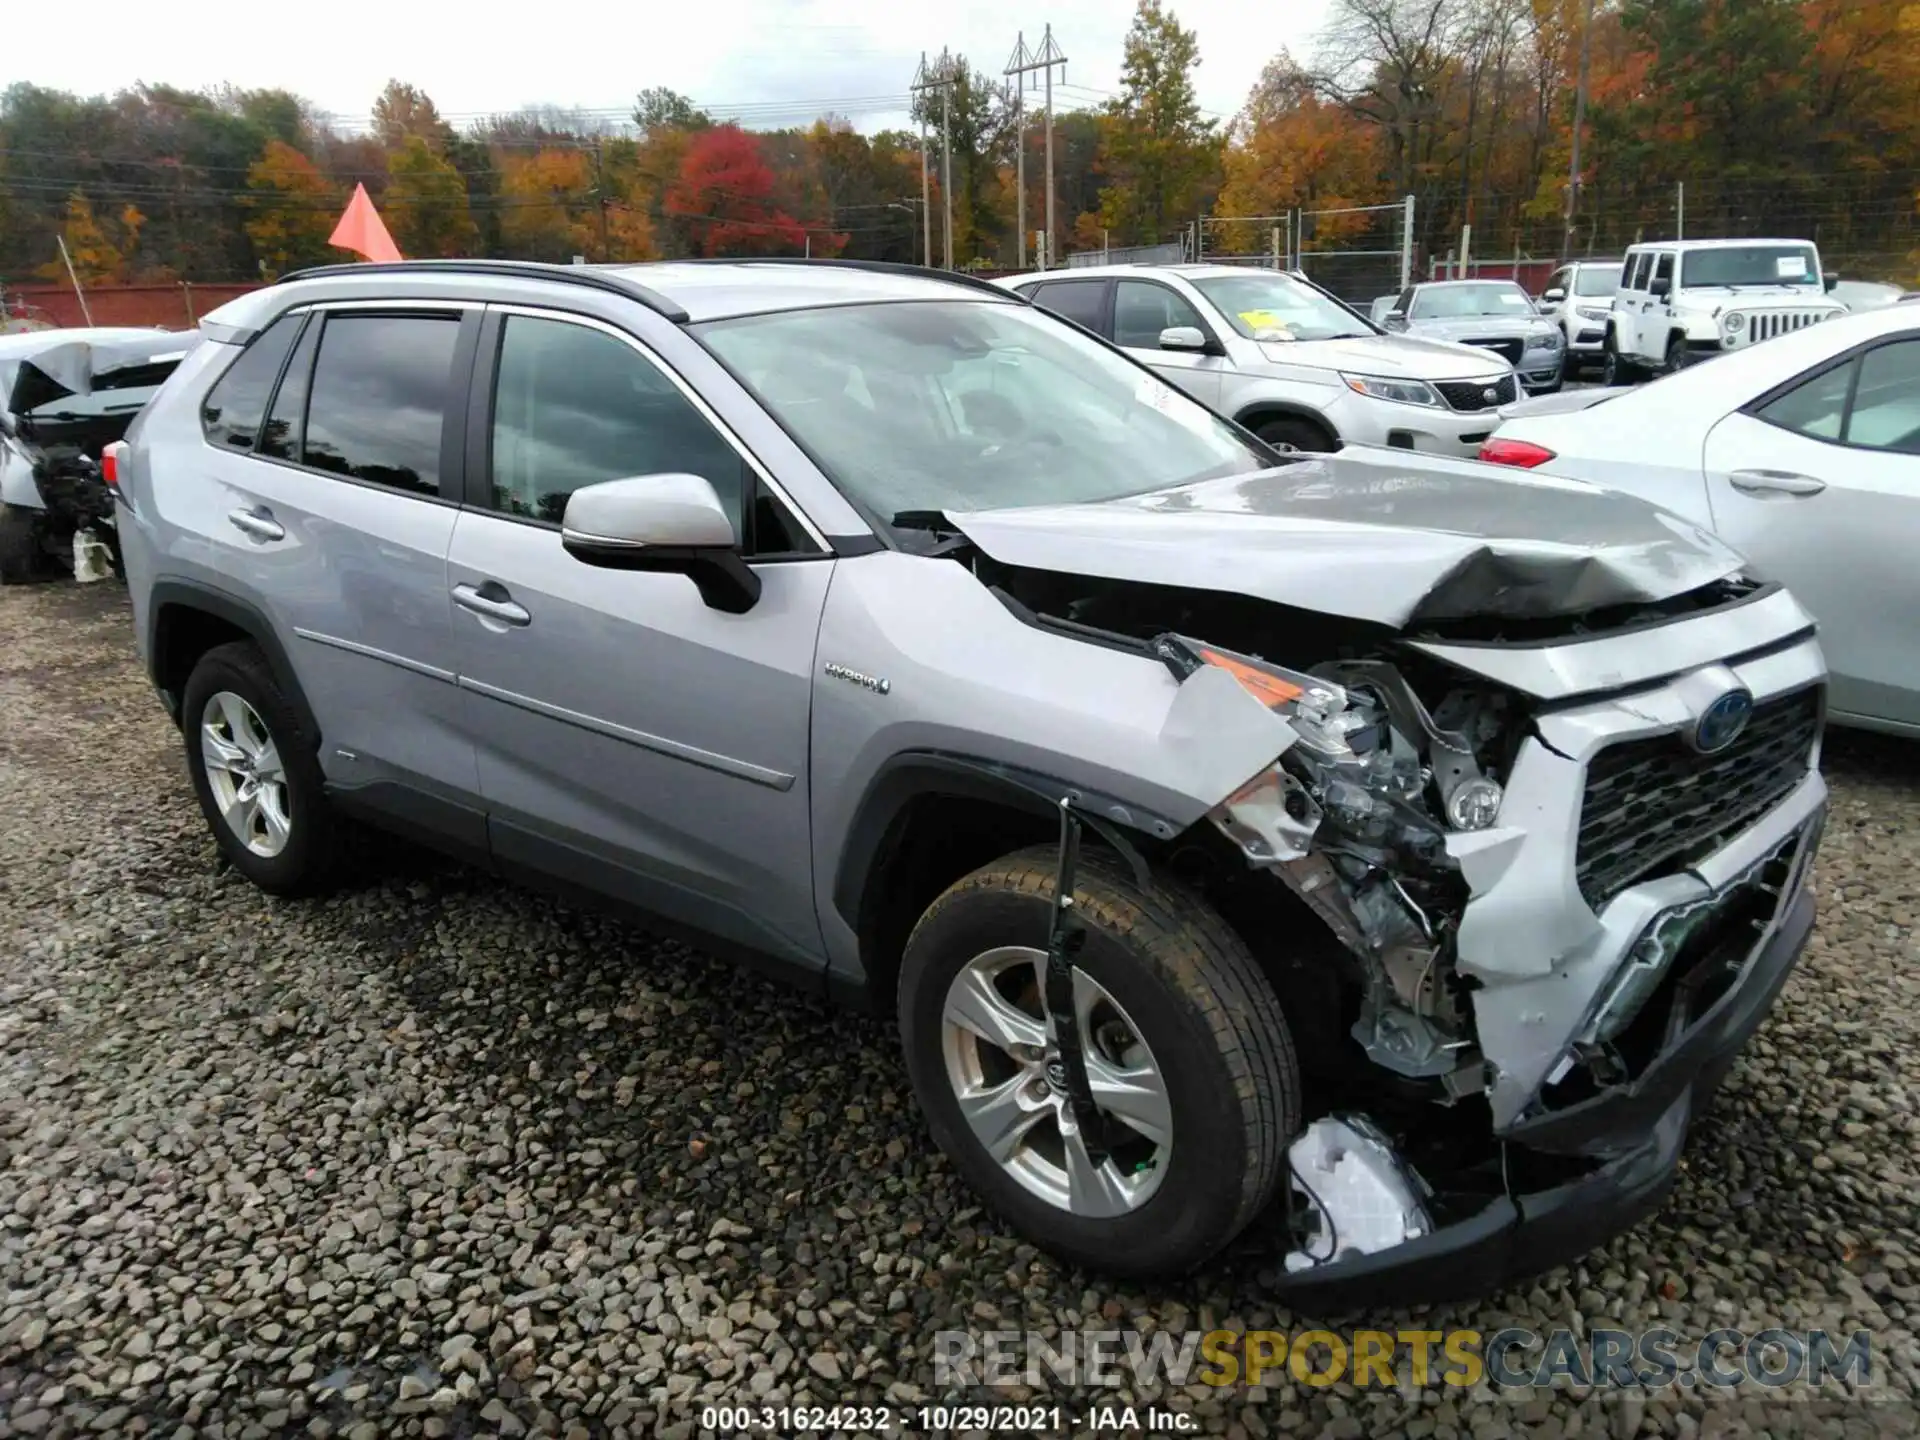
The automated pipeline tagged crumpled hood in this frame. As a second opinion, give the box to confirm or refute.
[948,449,1746,630]
[2,331,200,417]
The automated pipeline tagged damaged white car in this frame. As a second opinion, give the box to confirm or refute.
[118,260,1826,1307]
[0,327,200,583]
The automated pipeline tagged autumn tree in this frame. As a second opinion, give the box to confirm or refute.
[384,136,477,257]
[244,140,339,276]
[1217,55,1384,250]
[1097,1,1219,246]
[497,147,597,261]
[372,80,452,151]
[666,125,815,256]
[40,193,136,284]
[634,87,713,136]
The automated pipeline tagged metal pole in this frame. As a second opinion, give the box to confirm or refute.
[1401,195,1415,290]
[920,125,932,269]
[1271,226,1280,271]
[1676,181,1685,240]
[1043,56,1055,272]
[56,235,92,326]
[941,77,954,270]
[1461,223,1473,274]
[1014,39,1026,269]
[1563,0,1596,263]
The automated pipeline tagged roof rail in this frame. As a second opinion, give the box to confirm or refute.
[668,256,1028,303]
[273,259,690,323]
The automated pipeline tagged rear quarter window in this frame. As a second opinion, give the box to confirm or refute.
[199,314,302,451]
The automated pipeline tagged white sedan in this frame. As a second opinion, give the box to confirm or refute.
[1479,304,1920,737]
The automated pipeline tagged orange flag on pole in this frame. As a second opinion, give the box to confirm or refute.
[328,183,403,263]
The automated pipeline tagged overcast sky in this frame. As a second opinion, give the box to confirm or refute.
[15,0,1333,134]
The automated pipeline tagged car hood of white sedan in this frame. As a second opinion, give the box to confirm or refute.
[1258,333,1515,380]
[947,448,1745,630]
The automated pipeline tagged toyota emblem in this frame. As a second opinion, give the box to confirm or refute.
[1690,689,1755,754]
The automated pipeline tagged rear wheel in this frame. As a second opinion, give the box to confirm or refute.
[182,641,343,896]
[1253,416,1334,454]
[897,846,1301,1277]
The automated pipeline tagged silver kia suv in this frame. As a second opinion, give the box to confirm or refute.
[114,259,1828,1308]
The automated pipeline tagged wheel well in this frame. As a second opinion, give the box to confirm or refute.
[1235,405,1338,450]
[152,603,251,713]
[854,792,1055,1013]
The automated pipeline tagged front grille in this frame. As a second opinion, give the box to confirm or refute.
[1464,337,1525,365]
[1574,687,1822,910]
[1740,310,1832,344]
[1434,374,1518,412]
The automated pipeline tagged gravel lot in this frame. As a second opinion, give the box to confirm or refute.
[1,579,1916,1439]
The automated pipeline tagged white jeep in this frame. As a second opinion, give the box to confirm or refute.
[1603,238,1845,384]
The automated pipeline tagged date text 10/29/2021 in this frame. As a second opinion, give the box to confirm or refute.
[701,1405,1195,1434]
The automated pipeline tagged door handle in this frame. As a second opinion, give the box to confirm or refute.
[1729,469,1827,497]
[227,506,284,542]
[452,582,532,627]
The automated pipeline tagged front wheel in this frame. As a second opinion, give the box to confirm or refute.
[1665,334,1692,375]
[897,847,1301,1277]
[1253,416,1334,454]
[1602,333,1642,386]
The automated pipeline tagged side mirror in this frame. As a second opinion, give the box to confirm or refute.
[560,472,760,614]
[1384,311,1410,330]
[1823,270,1839,292]
[1542,287,1567,303]
[1650,277,1671,299]
[1159,325,1209,352]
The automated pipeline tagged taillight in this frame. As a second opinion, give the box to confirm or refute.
[1478,437,1556,469]
[101,441,127,491]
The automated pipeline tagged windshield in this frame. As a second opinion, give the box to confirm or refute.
[1573,266,1622,298]
[1189,272,1373,341]
[1412,283,1536,319]
[1680,245,1820,288]
[697,300,1270,523]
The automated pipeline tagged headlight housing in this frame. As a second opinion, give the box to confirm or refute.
[1724,311,1747,333]
[1529,325,1563,349]
[1576,304,1612,321]
[1341,374,1444,409]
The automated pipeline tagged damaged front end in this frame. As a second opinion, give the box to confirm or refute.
[1148,612,1825,1306]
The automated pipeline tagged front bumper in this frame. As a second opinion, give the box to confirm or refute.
[1276,865,1816,1315]
[1325,389,1505,459]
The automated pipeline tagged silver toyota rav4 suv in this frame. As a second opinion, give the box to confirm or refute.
[114,259,1827,1307]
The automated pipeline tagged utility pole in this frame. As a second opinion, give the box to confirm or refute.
[1004,33,1032,268]
[590,140,611,262]
[1007,24,1066,269]
[912,51,959,269]
[1562,0,1596,263]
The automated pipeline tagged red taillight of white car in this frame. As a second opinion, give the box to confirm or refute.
[1478,437,1556,469]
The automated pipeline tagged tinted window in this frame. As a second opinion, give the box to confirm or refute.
[1844,341,1920,455]
[200,314,301,450]
[1757,361,1853,441]
[258,316,317,462]
[302,314,459,497]
[489,314,752,537]
[1030,280,1108,332]
[1652,253,1674,286]
[1113,281,1207,348]
[1624,254,1650,291]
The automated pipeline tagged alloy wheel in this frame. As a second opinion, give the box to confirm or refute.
[199,690,293,858]
[939,945,1172,1216]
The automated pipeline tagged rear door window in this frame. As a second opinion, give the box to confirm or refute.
[200,313,302,450]
[1030,280,1110,334]
[1112,281,1208,348]
[300,313,462,498]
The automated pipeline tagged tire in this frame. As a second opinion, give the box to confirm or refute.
[1665,333,1689,375]
[181,640,343,896]
[897,845,1301,1277]
[1253,416,1334,454]
[1602,332,1642,386]
[0,504,42,585]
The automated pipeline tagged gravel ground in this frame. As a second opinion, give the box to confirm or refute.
[1,579,1916,1440]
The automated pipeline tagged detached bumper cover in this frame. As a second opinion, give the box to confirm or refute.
[1273,882,1815,1314]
